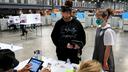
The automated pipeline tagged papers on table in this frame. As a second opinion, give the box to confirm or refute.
[0,43,23,51]
[15,56,79,72]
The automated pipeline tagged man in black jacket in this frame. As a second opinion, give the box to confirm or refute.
[51,6,86,64]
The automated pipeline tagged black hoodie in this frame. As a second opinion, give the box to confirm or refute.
[51,18,86,49]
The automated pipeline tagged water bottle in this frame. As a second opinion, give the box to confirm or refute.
[33,50,42,60]
[33,50,38,59]
[37,50,42,60]
[67,58,71,64]
[66,58,74,72]
[11,43,13,49]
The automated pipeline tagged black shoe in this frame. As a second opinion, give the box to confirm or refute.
[21,34,25,36]
[25,30,28,35]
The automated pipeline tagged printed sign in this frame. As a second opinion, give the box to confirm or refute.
[20,14,41,25]
[8,16,20,24]
[122,12,128,20]
[76,12,86,20]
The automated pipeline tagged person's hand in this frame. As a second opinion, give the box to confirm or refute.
[103,62,109,71]
[67,43,80,49]
[41,68,51,72]
[17,64,31,72]
[73,44,80,49]
[67,43,74,49]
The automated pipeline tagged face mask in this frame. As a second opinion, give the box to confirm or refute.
[96,19,104,25]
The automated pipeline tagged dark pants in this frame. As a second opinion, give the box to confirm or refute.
[8,24,17,30]
[56,48,81,64]
[20,25,27,35]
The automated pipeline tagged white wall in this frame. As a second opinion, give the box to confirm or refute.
[0,0,3,2]
[47,0,50,5]
[21,0,24,4]
[14,0,17,3]
[0,0,41,5]
[0,18,8,30]
[28,0,37,4]
[5,0,9,3]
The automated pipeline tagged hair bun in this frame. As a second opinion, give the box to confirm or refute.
[65,0,73,7]
[61,6,72,12]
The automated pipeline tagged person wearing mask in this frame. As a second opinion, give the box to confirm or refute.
[51,6,86,64]
[92,8,116,72]
[78,60,102,72]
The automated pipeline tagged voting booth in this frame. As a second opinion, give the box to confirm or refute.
[8,16,20,24]
[51,12,62,25]
[51,13,57,25]
[7,16,20,30]
[20,14,42,39]
[45,15,52,25]
[0,18,8,30]
[122,12,128,31]
[123,19,128,31]
[20,14,41,25]
[41,16,46,25]
[56,12,62,20]
[76,12,86,28]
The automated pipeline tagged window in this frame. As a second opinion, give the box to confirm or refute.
[17,0,21,3]
[24,0,28,4]
[1,0,5,3]
[36,0,41,4]
[41,0,44,4]
[37,0,44,4]
[9,0,14,3]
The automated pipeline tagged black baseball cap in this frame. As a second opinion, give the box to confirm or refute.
[0,49,19,71]
[61,6,72,12]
